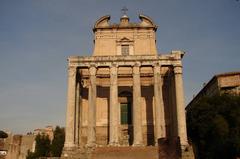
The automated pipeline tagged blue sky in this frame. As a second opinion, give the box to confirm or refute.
[0,0,240,134]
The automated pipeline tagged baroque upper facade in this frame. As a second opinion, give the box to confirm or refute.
[62,14,193,159]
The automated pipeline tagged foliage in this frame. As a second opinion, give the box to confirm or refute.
[26,126,65,159]
[50,126,65,157]
[35,134,51,157]
[187,94,240,159]
[26,150,37,159]
[26,134,50,159]
[0,130,8,138]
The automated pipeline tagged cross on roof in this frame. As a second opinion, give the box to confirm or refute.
[121,6,128,15]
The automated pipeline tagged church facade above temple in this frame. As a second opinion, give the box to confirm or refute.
[93,14,158,56]
[62,14,194,159]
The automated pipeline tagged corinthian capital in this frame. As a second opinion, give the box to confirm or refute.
[153,64,161,74]
[110,65,118,75]
[174,66,183,74]
[68,66,77,77]
[89,66,97,76]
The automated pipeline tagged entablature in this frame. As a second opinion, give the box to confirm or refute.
[68,51,184,68]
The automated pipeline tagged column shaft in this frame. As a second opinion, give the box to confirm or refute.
[75,81,80,145]
[171,74,178,138]
[109,65,119,145]
[154,65,166,144]
[133,65,143,146]
[174,66,188,147]
[87,66,97,147]
[65,66,77,148]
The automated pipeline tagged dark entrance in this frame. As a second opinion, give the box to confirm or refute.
[119,91,133,145]
[120,103,132,125]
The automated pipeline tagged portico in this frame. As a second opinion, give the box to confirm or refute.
[64,52,187,148]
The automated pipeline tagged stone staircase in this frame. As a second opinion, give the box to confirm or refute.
[61,144,195,159]
[91,146,159,159]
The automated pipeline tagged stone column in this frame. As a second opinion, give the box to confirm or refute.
[87,66,97,147]
[132,64,143,146]
[153,65,166,144]
[174,66,188,147]
[64,66,77,148]
[170,73,177,138]
[109,64,119,146]
[75,80,80,145]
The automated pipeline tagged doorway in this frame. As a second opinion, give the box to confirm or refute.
[119,91,133,145]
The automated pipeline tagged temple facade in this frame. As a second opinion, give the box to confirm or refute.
[62,14,193,159]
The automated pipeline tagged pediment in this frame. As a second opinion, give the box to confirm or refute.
[94,15,110,28]
[139,14,157,27]
[116,37,134,44]
[120,37,131,42]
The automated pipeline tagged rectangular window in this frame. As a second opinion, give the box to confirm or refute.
[121,45,129,55]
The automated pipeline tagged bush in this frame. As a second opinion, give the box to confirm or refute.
[187,94,240,159]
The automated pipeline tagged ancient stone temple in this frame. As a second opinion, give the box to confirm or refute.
[62,13,194,159]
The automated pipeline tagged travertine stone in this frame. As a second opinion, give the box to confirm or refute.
[87,66,97,147]
[65,66,77,148]
[109,64,119,145]
[153,65,166,144]
[174,66,188,147]
[133,64,143,146]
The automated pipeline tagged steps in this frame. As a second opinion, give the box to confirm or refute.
[61,144,195,159]
[91,146,159,159]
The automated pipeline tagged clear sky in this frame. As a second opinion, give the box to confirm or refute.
[0,0,240,134]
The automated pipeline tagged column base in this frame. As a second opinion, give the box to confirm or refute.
[132,142,144,147]
[180,144,189,151]
[63,142,76,150]
[61,146,78,159]
[86,142,96,148]
[108,142,120,147]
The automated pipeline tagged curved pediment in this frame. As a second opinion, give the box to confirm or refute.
[139,14,157,27]
[94,15,111,28]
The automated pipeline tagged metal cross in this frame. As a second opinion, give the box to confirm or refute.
[121,6,128,15]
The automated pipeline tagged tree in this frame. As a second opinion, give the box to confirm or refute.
[0,130,8,138]
[26,126,65,159]
[187,94,240,159]
[27,134,51,159]
[35,134,51,157]
[50,126,65,157]
[26,150,37,159]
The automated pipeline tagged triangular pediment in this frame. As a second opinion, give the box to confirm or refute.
[121,37,130,41]
[118,37,133,42]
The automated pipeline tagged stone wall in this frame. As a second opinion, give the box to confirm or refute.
[18,135,35,159]
[5,134,35,159]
